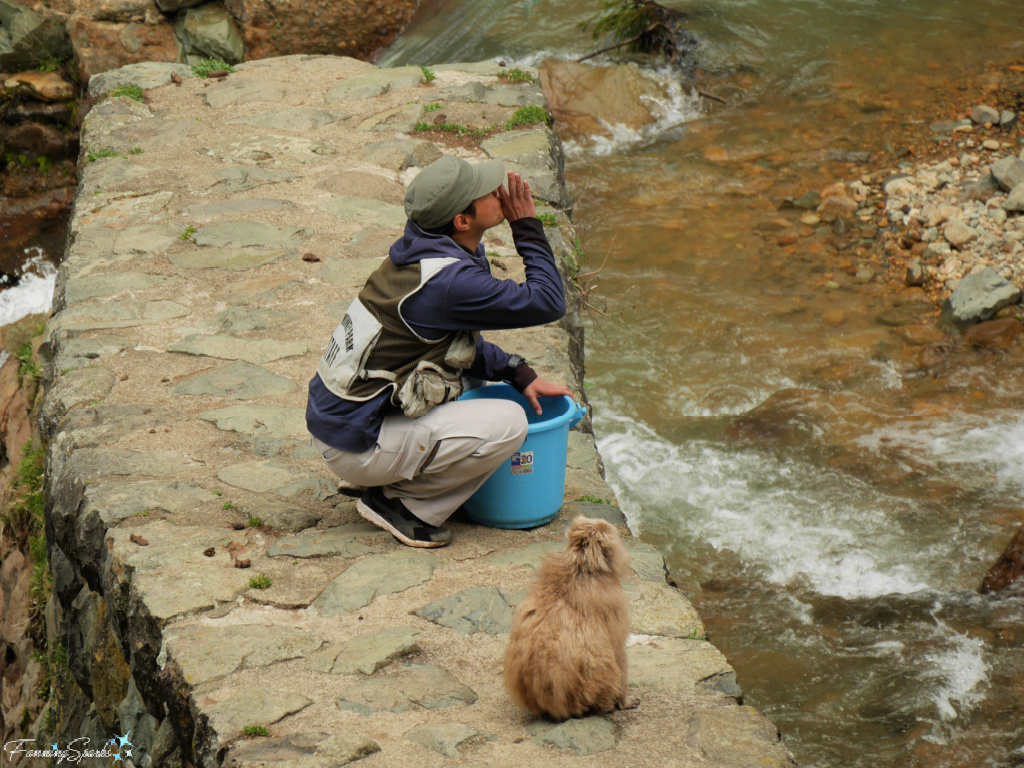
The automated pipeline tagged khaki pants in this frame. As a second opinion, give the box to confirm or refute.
[312,398,528,527]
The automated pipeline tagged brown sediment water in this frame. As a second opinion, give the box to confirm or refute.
[386,1,1024,765]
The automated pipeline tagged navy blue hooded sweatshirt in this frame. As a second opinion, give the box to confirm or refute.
[306,216,566,452]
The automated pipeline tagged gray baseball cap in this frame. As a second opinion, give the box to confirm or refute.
[405,156,505,230]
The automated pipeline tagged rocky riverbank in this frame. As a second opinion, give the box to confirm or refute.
[1,56,797,768]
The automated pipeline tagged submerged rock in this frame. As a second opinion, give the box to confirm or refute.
[539,60,665,138]
[980,525,1024,594]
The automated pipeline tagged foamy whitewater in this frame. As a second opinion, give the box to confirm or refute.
[595,407,940,599]
[0,250,57,330]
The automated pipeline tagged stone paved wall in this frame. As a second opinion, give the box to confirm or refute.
[35,55,797,768]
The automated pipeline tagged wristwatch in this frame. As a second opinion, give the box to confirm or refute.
[504,354,527,379]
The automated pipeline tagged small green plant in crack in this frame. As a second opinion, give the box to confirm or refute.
[414,121,492,139]
[498,68,536,83]
[222,501,234,510]
[86,146,122,162]
[108,84,145,103]
[246,512,263,528]
[249,574,272,590]
[422,102,443,112]
[242,725,270,737]
[577,495,611,505]
[419,65,436,84]
[536,212,558,227]
[127,146,144,155]
[15,340,40,380]
[191,58,236,78]
[179,225,196,241]
[505,105,551,129]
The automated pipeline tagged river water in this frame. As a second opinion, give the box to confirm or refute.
[384,2,1024,766]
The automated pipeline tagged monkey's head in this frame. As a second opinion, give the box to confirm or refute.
[565,517,631,579]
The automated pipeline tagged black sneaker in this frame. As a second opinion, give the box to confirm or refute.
[356,487,452,548]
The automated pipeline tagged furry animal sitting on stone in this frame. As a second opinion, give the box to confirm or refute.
[504,516,639,721]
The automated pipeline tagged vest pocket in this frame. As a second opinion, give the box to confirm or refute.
[397,361,464,419]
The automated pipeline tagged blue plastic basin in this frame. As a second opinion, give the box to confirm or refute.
[459,383,586,529]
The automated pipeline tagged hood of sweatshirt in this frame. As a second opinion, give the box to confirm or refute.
[388,221,489,271]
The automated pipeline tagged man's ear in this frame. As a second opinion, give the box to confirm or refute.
[452,213,472,232]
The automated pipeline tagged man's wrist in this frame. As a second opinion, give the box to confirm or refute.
[503,354,538,393]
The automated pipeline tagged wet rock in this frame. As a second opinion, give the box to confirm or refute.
[980,525,1024,594]
[937,267,1021,332]
[336,663,477,715]
[780,192,821,210]
[539,60,664,136]
[309,626,420,675]
[726,388,831,448]
[971,105,1000,125]
[990,156,1024,192]
[905,258,925,286]
[962,318,1022,350]
[687,706,796,768]
[0,121,72,158]
[312,551,440,616]
[405,723,482,760]
[165,624,324,685]
[527,717,616,756]
[875,303,933,327]
[414,586,516,636]
[168,361,296,399]
[224,733,380,768]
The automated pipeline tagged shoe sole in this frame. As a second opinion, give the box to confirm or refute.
[356,498,449,548]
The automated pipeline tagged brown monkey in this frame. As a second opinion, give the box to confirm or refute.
[504,516,639,721]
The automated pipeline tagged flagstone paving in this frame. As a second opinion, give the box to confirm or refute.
[40,56,797,768]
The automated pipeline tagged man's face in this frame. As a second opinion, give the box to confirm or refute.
[465,188,504,232]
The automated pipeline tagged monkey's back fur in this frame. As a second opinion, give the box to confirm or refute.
[504,516,634,721]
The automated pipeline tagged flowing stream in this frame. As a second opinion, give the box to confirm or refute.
[385,2,1024,766]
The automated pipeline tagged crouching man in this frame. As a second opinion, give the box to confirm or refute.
[307,155,572,547]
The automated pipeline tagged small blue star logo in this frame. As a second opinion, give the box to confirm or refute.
[116,734,133,750]
[51,743,59,752]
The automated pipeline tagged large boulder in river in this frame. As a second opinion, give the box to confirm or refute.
[222,0,420,61]
[980,525,1024,594]
[937,267,1021,332]
[539,59,664,139]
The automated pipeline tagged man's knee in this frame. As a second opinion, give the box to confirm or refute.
[491,401,529,452]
